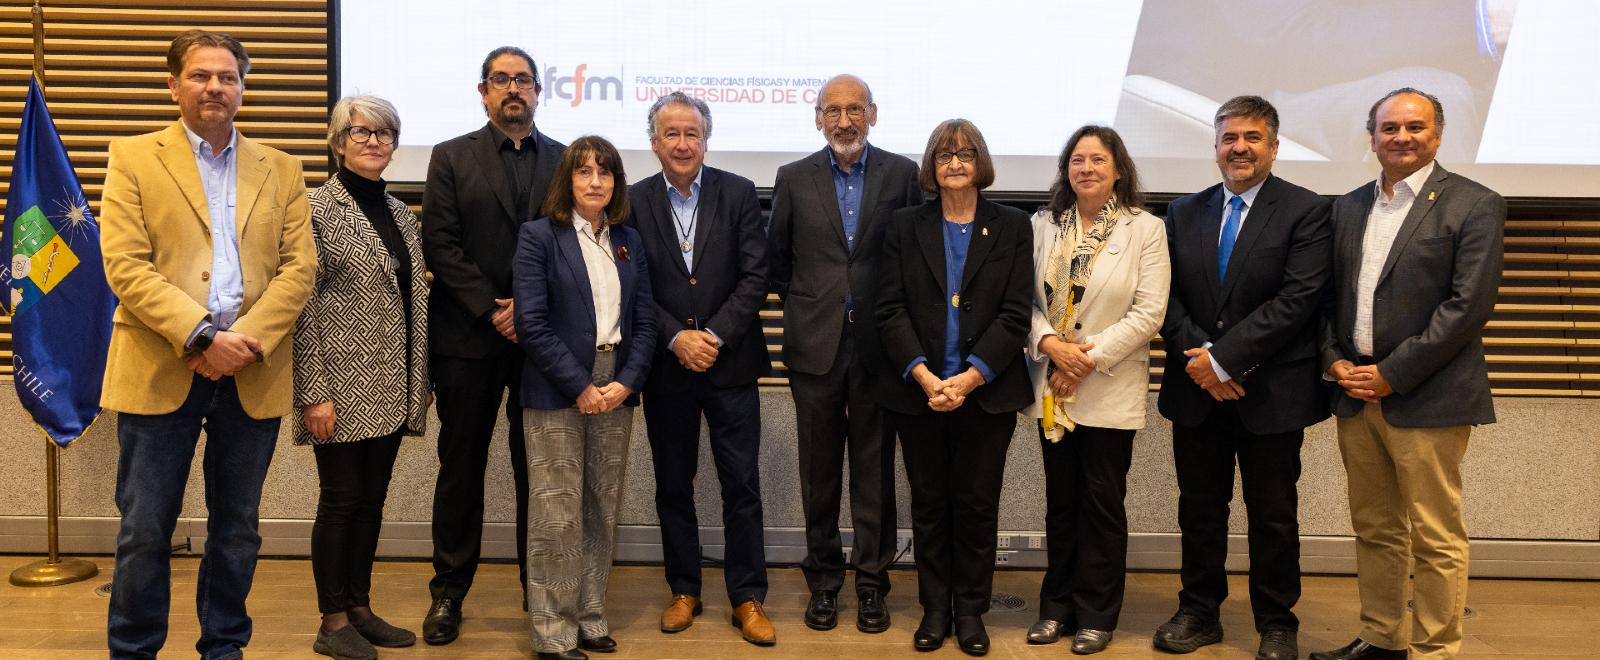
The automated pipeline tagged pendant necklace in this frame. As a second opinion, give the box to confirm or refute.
[670,193,699,253]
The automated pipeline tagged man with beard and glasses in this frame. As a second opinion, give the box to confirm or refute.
[767,75,921,634]
[419,45,566,646]
[1153,95,1332,660]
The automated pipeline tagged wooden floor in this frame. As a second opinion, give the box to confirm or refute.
[2,554,1597,658]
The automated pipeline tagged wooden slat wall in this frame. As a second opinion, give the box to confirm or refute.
[4,2,1599,397]
[0,0,330,375]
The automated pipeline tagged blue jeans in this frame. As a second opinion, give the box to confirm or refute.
[107,376,281,660]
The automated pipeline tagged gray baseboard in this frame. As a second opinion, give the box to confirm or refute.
[3,516,1597,579]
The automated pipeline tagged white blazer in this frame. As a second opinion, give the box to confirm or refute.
[1024,206,1170,429]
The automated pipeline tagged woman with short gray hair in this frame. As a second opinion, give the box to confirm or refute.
[294,94,430,659]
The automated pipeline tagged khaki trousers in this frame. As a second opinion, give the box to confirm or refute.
[1336,402,1471,659]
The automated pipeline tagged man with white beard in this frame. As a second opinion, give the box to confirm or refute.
[767,74,923,634]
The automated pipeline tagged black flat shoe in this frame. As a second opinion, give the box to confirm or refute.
[913,610,951,652]
[857,590,890,633]
[578,635,617,653]
[421,597,461,646]
[1308,638,1406,660]
[350,613,415,648]
[535,650,589,660]
[955,615,989,656]
[805,589,838,631]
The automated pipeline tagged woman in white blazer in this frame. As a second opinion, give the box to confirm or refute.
[1022,125,1169,655]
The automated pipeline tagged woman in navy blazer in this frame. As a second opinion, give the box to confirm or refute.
[511,135,656,660]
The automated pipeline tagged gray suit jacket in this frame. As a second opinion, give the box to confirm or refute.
[1320,164,1505,427]
[767,145,921,376]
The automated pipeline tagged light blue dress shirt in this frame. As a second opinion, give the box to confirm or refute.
[181,122,243,333]
[1201,179,1264,382]
[666,168,718,350]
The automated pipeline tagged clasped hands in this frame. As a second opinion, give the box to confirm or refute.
[911,363,984,412]
[577,381,632,415]
[186,330,263,381]
[672,329,719,372]
[1326,359,1393,403]
[1183,347,1246,401]
[1039,334,1095,399]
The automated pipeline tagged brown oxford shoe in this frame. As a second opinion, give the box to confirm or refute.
[731,599,777,645]
[659,594,702,633]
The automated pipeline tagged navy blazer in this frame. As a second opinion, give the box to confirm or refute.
[512,217,657,410]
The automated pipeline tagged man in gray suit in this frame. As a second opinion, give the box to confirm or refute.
[1312,88,1504,660]
[767,74,921,633]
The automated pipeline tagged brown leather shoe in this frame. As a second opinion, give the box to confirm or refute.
[731,600,776,646]
[660,594,702,633]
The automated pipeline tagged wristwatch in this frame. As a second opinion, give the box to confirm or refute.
[191,324,218,353]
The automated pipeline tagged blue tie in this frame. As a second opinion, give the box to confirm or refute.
[1218,195,1245,283]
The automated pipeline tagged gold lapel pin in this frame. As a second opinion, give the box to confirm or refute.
[1428,191,1437,201]
[981,227,989,236]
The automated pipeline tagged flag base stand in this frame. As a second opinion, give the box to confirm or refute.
[9,556,98,587]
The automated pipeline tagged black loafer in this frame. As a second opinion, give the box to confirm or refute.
[421,597,461,646]
[1308,638,1407,660]
[955,615,989,656]
[578,635,617,653]
[1027,618,1064,644]
[805,589,838,631]
[1257,629,1297,660]
[913,610,951,652]
[1152,609,1222,653]
[857,590,890,633]
[535,650,589,660]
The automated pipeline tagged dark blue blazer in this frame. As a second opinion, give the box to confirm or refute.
[513,217,657,410]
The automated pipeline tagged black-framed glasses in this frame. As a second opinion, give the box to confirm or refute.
[819,105,869,121]
[347,126,398,145]
[935,148,977,165]
[482,73,538,90]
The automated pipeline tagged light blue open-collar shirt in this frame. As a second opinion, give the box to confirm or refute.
[181,121,244,333]
[666,168,719,349]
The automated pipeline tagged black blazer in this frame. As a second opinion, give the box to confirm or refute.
[628,166,770,390]
[875,197,1034,416]
[1320,164,1505,427]
[1158,175,1333,435]
[767,145,922,376]
[421,123,565,359]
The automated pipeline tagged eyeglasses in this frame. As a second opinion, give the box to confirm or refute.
[819,105,869,122]
[483,73,538,90]
[934,148,978,165]
[347,126,398,145]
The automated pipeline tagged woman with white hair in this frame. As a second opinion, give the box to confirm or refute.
[294,94,430,660]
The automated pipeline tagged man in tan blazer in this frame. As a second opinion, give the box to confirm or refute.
[98,30,315,660]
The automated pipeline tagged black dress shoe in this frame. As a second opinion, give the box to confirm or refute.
[421,597,461,646]
[578,635,617,653]
[535,650,589,660]
[805,589,838,631]
[954,615,989,656]
[1256,629,1297,660]
[1307,638,1407,660]
[857,590,890,633]
[1152,609,1222,653]
[913,610,951,652]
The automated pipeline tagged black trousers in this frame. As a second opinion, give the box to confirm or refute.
[428,352,530,603]
[1037,424,1135,631]
[1173,403,1304,632]
[643,376,768,605]
[788,332,897,595]
[892,406,1014,616]
[311,431,403,614]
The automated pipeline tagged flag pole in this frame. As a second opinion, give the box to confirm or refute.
[9,0,100,589]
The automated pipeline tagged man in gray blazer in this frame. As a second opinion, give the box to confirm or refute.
[767,74,922,633]
[1311,88,1504,660]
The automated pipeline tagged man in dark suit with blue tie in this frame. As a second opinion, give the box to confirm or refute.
[1155,96,1332,660]
[628,91,775,646]
[767,74,922,634]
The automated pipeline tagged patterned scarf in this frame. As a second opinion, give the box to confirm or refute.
[1041,196,1120,439]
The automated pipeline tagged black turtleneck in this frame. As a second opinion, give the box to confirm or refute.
[337,165,414,335]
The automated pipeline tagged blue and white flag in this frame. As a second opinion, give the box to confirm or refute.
[1,77,117,447]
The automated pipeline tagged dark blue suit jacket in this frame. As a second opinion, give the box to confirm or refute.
[513,217,657,410]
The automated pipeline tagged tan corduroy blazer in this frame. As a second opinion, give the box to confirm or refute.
[99,121,316,419]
